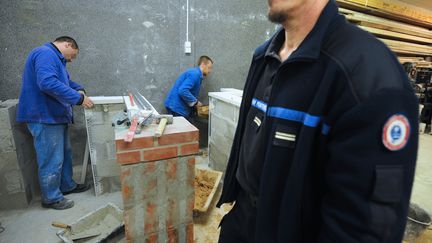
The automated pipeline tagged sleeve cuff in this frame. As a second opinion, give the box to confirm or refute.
[188,100,197,107]
[76,94,84,105]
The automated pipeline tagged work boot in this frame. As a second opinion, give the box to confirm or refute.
[63,184,91,195]
[42,198,74,210]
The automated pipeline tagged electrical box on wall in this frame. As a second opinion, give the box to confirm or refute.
[184,41,191,54]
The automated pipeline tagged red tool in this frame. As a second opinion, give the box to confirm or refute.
[128,91,135,106]
[124,116,138,142]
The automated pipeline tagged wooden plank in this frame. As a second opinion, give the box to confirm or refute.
[358,26,432,44]
[340,8,432,39]
[380,38,432,56]
[337,0,432,28]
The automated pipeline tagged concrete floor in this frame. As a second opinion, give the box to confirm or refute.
[1,134,431,243]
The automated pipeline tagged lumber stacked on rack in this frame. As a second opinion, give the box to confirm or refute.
[337,1,432,62]
[336,0,432,28]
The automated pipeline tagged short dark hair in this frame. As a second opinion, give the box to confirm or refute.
[54,36,79,49]
[197,55,213,66]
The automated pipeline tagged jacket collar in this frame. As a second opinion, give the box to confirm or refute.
[45,43,66,64]
[253,0,341,62]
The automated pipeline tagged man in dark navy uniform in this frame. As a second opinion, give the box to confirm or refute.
[217,0,419,242]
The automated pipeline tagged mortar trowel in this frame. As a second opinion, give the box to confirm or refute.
[52,221,100,240]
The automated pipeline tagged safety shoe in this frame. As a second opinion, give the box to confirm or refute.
[63,184,91,195]
[42,198,74,210]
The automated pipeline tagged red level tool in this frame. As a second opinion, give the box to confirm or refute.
[124,116,138,142]
[128,91,135,106]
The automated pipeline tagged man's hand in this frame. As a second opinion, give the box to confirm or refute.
[81,95,94,109]
[195,101,203,107]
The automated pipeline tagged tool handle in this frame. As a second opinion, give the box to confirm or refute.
[155,118,168,137]
[52,221,70,229]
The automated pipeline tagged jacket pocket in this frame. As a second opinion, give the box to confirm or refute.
[272,124,298,148]
[367,165,403,241]
[252,115,263,132]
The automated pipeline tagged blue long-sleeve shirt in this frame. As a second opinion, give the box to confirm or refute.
[16,43,83,124]
[164,67,203,117]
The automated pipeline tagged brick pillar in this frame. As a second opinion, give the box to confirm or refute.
[115,117,199,243]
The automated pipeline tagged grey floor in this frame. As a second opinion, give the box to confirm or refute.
[1,134,431,243]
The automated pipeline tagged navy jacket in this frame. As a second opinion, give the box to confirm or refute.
[164,67,203,117]
[217,1,418,242]
[17,43,83,124]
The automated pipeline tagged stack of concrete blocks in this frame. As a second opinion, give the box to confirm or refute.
[208,89,242,175]
[115,117,199,242]
[0,99,39,209]
[84,96,126,196]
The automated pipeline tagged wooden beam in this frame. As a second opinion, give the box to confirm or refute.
[358,26,432,45]
[340,8,432,39]
[380,38,432,56]
[337,0,432,28]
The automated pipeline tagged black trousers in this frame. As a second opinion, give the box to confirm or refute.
[218,189,257,243]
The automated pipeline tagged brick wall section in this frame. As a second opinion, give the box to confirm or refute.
[115,117,199,242]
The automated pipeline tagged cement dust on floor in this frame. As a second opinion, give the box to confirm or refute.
[193,187,232,243]
[0,189,123,243]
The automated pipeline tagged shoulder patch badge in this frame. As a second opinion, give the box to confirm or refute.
[382,114,410,151]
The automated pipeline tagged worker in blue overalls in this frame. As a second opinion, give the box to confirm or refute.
[217,0,419,242]
[164,56,213,120]
[17,36,93,210]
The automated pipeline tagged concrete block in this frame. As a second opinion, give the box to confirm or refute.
[209,141,229,173]
[0,106,13,130]
[209,131,233,156]
[210,113,237,140]
[85,101,126,196]
[213,100,238,123]
[0,100,39,208]
[0,129,15,153]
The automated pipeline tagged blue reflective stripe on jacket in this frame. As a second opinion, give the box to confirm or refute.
[164,67,202,117]
[16,43,83,124]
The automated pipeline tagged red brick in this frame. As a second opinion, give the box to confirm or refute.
[142,162,157,176]
[117,151,141,165]
[187,158,195,166]
[145,233,158,243]
[120,169,131,201]
[166,159,178,180]
[144,202,158,234]
[186,195,195,221]
[167,227,179,243]
[186,223,194,243]
[124,210,134,241]
[186,158,195,187]
[180,143,199,156]
[143,178,157,200]
[157,130,199,146]
[143,146,178,161]
[166,199,179,229]
[116,137,154,151]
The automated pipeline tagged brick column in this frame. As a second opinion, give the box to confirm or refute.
[115,117,199,243]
